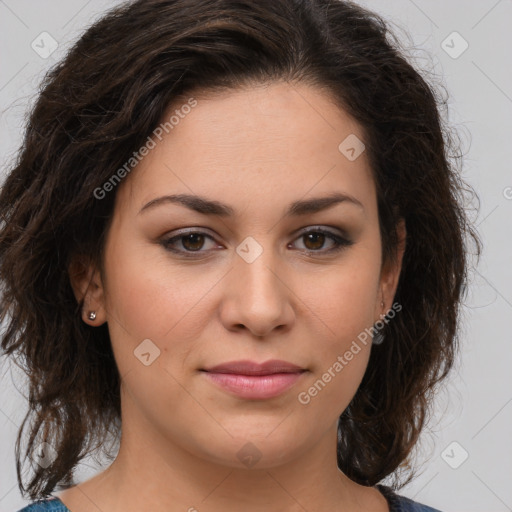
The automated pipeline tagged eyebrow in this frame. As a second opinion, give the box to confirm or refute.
[138,192,364,217]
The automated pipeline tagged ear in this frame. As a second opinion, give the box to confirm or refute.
[68,254,107,326]
[377,218,406,317]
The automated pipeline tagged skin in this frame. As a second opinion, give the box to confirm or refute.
[66,81,405,512]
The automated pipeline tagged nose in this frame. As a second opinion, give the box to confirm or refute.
[219,242,295,338]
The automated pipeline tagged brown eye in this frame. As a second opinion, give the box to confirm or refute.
[302,232,326,251]
[290,228,353,254]
[181,233,206,251]
[161,231,218,256]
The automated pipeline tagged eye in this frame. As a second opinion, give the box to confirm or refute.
[160,231,218,256]
[159,227,353,258]
[289,228,353,254]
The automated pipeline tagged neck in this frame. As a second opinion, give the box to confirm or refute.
[56,393,388,512]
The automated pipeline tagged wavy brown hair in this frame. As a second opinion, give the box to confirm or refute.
[0,0,481,501]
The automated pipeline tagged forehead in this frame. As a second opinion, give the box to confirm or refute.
[118,81,376,218]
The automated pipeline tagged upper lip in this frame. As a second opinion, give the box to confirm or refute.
[202,359,305,376]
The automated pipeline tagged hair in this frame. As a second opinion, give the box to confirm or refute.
[0,0,481,501]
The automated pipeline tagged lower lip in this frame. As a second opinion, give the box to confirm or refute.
[202,371,305,399]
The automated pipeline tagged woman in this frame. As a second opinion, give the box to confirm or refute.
[0,0,480,511]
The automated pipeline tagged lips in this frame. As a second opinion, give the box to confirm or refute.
[201,359,305,376]
[200,359,307,400]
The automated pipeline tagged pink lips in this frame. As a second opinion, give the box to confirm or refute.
[201,359,306,399]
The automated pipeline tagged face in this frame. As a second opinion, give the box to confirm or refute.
[72,81,404,470]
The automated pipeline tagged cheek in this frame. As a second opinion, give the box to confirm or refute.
[292,253,380,411]
[101,241,225,375]
[293,273,376,419]
[302,258,381,346]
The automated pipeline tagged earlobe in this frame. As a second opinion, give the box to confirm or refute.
[68,255,107,325]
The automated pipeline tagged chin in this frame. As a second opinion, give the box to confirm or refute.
[191,429,311,470]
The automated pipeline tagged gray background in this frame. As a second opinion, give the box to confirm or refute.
[1,1,511,511]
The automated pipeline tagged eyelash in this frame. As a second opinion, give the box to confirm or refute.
[159,227,354,258]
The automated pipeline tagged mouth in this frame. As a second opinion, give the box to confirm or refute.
[200,359,307,400]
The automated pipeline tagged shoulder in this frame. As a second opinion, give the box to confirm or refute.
[16,497,70,512]
[376,484,443,512]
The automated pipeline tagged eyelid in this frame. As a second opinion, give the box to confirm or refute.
[165,224,349,239]
[293,224,348,237]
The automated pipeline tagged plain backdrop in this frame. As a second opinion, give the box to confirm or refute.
[1,1,511,511]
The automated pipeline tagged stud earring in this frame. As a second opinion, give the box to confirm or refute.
[88,311,97,321]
